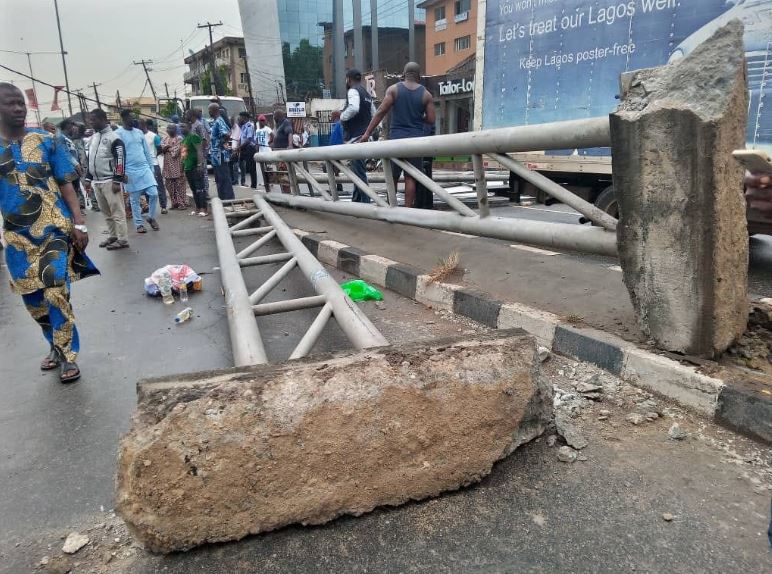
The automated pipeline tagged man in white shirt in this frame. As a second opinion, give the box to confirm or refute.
[142,120,167,214]
[340,68,376,202]
[255,114,273,189]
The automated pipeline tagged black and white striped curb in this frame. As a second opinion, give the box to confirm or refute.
[296,229,772,444]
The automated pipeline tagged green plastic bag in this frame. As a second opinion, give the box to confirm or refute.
[340,279,384,302]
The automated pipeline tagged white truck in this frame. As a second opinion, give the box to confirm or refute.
[474,0,772,232]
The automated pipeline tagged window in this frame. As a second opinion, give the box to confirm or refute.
[455,0,471,14]
[239,48,246,59]
[434,6,446,21]
[454,35,471,51]
[434,42,446,56]
[240,72,249,84]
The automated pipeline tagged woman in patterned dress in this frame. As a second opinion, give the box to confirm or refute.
[160,124,187,209]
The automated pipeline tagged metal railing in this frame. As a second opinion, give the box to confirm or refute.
[253,117,619,257]
[212,196,388,367]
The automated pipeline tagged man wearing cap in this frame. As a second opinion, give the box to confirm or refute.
[237,112,257,188]
[255,114,273,190]
[340,68,375,202]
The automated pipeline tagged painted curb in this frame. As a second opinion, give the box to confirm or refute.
[296,232,770,444]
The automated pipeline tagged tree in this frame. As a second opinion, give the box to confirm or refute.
[282,39,324,101]
[201,65,232,97]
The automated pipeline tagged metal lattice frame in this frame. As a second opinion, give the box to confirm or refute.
[253,117,619,248]
[212,197,388,367]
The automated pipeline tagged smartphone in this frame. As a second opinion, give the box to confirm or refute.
[732,149,772,173]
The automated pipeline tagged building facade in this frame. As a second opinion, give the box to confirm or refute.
[239,0,425,106]
[417,0,477,76]
[184,36,253,109]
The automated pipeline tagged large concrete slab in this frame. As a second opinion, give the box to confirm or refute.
[610,20,749,356]
[116,331,550,553]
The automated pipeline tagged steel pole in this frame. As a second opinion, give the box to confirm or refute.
[261,192,618,257]
[255,117,611,163]
[253,194,389,349]
[211,198,268,366]
[53,0,73,117]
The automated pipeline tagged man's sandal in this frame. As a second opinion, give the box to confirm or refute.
[99,237,117,248]
[106,240,129,250]
[136,225,147,234]
[60,361,81,384]
[40,347,60,371]
[148,218,160,231]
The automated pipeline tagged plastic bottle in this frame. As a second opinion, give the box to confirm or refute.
[179,282,189,303]
[174,307,193,324]
[159,270,174,305]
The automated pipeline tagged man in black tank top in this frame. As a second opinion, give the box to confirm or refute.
[340,69,375,202]
[361,62,435,208]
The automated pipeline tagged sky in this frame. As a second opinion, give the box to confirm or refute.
[0,0,244,119]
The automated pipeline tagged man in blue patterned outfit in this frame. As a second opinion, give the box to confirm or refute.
[0,83,98,383]
[208,102,234,200]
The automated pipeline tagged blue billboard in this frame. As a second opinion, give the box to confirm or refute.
[482,0,772,153]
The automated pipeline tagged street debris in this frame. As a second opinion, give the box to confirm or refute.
[340,279,384,302]
[557,445,577,463]
[427,250,461,283]
[62,532,89,554]
[662,512,674,522]
[144,264,202,299]
[537,346,551,362]
[555,414,588,450]
[626,413,646,425]
[668,423,688,440]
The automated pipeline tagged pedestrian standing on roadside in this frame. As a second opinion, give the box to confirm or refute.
[360,62,435,208]
[58,119,86,214]
[180,121,207,217]
[160,124,187,209]
[0,83,99,383]
[229,116,241,185]
[74,124,99,211]
[255,114,273,189]
[116,109,160,233]
[208,103,234,200]
[142,119,168,214]
[326,110,344,193]
[340,68,376,202]
[84,108,129,251]
[238,112,257,188]
[271,109,294,194]
[190,108,210,197]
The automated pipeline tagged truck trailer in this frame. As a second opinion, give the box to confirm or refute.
[474,0,772,232]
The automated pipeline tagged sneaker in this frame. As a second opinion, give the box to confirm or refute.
[190,210,198,216]
[161,208,168,215]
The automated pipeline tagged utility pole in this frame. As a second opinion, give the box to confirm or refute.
[197,21,224,96]
[408,0,415,62]
[92,82,101,109]
[164,82,170,98]
[53,0,73,116]
[25,52,41,125]
[133,59,158,103]
[370,0,379,71]
[241,48,256,115]
[116,90,122,109]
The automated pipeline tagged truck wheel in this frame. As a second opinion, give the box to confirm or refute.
[595,185,619,218]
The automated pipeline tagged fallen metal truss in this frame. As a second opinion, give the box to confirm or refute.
[212,195,388,367]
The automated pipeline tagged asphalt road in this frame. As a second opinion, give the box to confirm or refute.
[1,184,770,573]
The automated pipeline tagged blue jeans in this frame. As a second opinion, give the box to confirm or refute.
[350,158,370,203]
[213,162,235,200]
[128,185,159,228]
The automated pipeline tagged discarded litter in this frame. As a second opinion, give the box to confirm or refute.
[175,307,194,324]
[145,265,202,299]
[340,279,383,302]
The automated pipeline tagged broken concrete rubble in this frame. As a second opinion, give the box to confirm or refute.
[116,331,551,553]
[610,20,749,357]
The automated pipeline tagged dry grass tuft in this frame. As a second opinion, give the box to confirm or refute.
[563,313,584,325]
[428,251,461,283]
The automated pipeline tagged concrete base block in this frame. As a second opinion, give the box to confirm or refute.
[415,276,463,312]
[359,254,397,287]
[610,20,749,356]
[497,302,560,347]
[116,332,550,553]
[622,348,724,415]
[317,240,348,266]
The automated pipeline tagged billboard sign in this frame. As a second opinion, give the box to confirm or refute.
[482,0,772,152]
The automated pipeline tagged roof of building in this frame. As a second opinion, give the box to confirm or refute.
[416,0,445,8]
[184,36,244,64]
